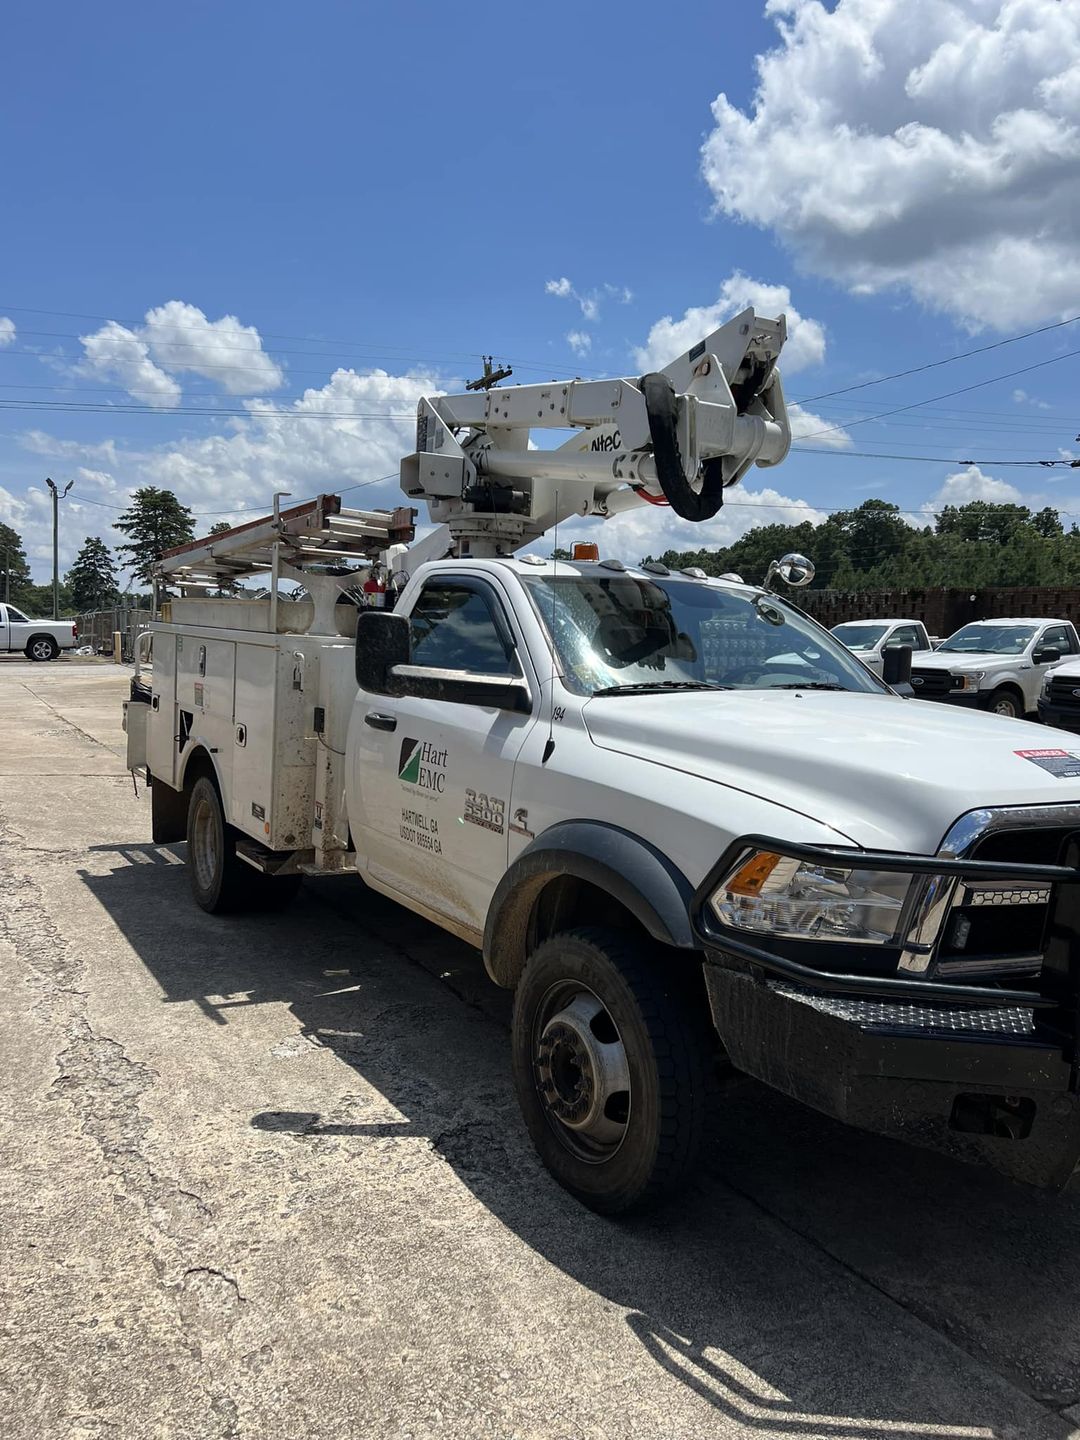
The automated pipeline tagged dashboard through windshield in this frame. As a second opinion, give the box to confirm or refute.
[522,575,886,696]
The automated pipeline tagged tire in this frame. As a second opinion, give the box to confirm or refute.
[984,686,1023,720]
[511,926,715,1215]
[26,635,59,662]
[187,775,252,914]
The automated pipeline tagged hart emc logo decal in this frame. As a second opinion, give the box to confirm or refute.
[398,737,448,793]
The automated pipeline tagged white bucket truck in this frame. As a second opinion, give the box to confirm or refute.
[126,312,1080,1213]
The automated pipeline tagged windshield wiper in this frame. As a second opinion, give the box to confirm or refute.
[769,681,848,691]
[591,680,733,697]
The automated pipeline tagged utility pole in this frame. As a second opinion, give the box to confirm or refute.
[44,477,74,619]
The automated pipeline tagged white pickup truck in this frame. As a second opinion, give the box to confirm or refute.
[0,602,78,660]
[122,317,1080,1212]
[830,618,934,676]
[910,617,1079,718]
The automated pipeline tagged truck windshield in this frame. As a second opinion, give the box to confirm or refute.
[522,575,886,696]
[938,624,1035,655]
[831,623,888,651]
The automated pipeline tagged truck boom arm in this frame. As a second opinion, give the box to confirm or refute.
[401,307,791,556]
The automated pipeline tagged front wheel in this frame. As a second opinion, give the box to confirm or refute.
[984,686,1023,719]
[26,635,59,661]
[511,927,715,1215]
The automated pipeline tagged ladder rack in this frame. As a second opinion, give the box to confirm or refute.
[157,494,416,587]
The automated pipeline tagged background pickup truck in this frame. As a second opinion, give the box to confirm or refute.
[909,616,1079,719]
[830,618,934,676]
[0,602,78,660]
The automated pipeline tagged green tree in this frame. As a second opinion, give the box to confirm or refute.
[0,522,32,604]
[114,488,195,587]
[208,521,232,537]
[66,536,118,611]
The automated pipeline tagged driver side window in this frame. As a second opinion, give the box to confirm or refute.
[408,582,519,676]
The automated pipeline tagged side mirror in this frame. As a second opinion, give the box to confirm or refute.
[1035,647,1062,666]
[764,553,815,591]
[882,643,913,692]
[356,609,410,692]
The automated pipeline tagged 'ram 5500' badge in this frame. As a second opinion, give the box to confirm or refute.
[398,738,448,793]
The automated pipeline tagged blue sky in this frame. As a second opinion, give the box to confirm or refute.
[2,0,1078,582]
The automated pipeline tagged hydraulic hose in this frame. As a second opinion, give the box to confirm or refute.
[638,372,726,522]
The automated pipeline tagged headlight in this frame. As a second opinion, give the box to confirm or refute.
[955,672,985,690]
[711,849,916,944]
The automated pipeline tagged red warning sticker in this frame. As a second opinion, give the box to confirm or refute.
[1015,748,1080,778]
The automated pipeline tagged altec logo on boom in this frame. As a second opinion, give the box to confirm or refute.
[398,738,448,793]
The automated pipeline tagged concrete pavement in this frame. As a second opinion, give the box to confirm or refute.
[2,656,1079,1440]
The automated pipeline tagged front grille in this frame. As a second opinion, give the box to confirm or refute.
[1047,678,1080,710]
[911,668,961,697]
[934,827,1077,976]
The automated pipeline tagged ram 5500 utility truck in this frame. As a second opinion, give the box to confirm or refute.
[125,312,1080,1213]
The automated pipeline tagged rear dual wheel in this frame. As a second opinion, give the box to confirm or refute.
[512,927,716,1215]
[187,775,301,914]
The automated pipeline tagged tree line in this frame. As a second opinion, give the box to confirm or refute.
[646,498,1080,590]
[0,487,198,614]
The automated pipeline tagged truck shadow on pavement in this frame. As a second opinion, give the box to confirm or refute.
[79,843,1080,1439]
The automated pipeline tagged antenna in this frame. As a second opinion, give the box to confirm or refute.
[542,494,559,765]
[465,355,514,392]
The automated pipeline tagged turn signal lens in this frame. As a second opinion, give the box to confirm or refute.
[725,851,784,896]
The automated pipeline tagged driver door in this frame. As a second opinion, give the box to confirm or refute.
[351,574,537,935]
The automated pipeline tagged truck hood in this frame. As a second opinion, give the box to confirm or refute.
[582,689,1080,853]
[912,651,1022,671]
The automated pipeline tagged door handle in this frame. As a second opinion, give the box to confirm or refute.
[364,712,397,732]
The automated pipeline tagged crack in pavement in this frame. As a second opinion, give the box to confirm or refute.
[0,797,246,1438]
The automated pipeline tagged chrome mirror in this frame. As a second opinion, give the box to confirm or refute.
[763,553,815,591]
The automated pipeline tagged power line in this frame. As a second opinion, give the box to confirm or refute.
[795,346,1080,442]
[791,447,1077,467]
[793,313,1080,404]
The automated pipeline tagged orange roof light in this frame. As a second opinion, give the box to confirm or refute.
[571,542,600,561]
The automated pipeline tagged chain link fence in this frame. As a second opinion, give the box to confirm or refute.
[75,607,153,661]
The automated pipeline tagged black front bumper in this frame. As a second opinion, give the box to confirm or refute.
[702,964,1080,1187]
[1039,700,1080,734]
[695,836,1080,1189]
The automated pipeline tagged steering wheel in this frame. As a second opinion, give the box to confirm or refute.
[717,664,771,685]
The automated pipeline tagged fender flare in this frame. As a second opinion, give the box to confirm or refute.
[482,820,697,988]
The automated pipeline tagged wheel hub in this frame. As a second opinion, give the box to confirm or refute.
[534,990,630,1154]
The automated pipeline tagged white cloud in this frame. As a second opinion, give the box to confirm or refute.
[1012,387,1051,410]
[788,402,852,449]
[77,300,284,405]
[566,330,592,357]
[141,301,284,394]
[560,484,828,561]
[634,271,826,373]
[0,317,15,348]
[927,463,1023,510]
[78,321,182,408]
[701,0,1080,330]
[545,275,631,324]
